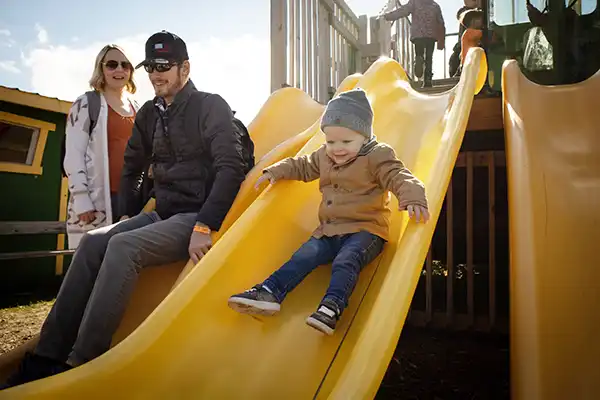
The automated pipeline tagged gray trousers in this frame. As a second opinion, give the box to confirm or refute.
[35,211,196,366]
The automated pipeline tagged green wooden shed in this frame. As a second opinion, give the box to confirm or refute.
[0,85,72,302]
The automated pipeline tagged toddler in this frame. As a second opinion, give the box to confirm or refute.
[455,8,485,77]
[450,0,480,77]
[228,89,430,335]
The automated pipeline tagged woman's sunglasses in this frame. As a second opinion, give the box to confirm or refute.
[103,60,132,71]
[144,63,177,73]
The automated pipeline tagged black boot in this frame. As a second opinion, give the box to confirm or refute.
[0,352,72,390]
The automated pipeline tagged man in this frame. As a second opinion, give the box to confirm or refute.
[2,31,248,389]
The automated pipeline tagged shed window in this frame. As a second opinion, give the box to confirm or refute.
[0,121,40,165]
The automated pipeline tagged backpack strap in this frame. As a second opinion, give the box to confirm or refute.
[60,91,101,177]
[184,91,211,154]
[85,90,102,133]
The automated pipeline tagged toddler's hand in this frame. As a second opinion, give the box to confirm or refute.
[406,204,430,223]
[255,172,276,190]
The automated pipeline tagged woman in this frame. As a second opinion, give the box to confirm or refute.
[64,44,140,249]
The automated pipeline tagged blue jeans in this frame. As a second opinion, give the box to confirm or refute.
[262,231,386,315]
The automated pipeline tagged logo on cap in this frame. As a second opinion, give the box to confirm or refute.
[154,42,169,53]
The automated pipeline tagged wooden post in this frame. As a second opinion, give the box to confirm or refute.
[466,152,475,328]
[488,152,496,330]
[378,17,391,58]
[306,0,313,96]
[317,0,331,103]
[312,0,319,98]
[289,0,296,87]
[55,176,69,275]
[270,0,287,93]
[295,0,302,88]
[357,15,367,72]
[446,177,455,327]
[302,0,309,92]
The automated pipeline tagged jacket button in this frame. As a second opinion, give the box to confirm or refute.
[333,184,339,189]
[326,219,331,224]
[327,200,332,206]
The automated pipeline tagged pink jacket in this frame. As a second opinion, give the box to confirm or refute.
[384,0,446,43]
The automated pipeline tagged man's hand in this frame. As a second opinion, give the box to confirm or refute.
[406,204,430,223]
[254,172,276,190]
[77,210,96,225]
[189,223,213,264]
[120,215,130,222]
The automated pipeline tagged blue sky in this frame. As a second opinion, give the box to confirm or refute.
[4,0,592,123]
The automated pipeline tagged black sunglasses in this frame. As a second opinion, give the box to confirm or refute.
[103,60,132,71]
[144,63,178,73]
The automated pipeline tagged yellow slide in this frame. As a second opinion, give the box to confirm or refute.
[0,50,486,399]
[0,82,339,379]
[503,61,600,400]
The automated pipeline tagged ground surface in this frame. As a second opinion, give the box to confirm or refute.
[0,300,52,355]
[376,327,510,400]
[0,301,509,399]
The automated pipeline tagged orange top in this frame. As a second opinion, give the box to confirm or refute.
[460,28,483,63]
[107,104,135,193]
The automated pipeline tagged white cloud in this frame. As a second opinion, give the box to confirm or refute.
[0,60,21,74]
[21,33,270,124]
[35,23,48,44]
[0,28,14,47]
[0,38,15,48]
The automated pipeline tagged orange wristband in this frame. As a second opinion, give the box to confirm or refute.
[193,225,211,234]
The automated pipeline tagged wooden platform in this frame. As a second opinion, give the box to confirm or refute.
[413,78,504,132]
[466,95,503,131]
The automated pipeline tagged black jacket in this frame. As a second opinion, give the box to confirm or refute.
[118,80,246,231]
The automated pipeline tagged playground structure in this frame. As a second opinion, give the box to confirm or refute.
[0,0,599,398]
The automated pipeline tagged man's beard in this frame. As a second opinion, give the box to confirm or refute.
[154,74,183,99]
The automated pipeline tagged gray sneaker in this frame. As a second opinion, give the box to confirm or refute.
[228,285,281,316]
[306,302,339,335]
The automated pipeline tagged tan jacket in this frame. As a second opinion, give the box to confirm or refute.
[265,142,428,241]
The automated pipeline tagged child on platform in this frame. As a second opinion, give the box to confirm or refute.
[450,0,480,77]
[381,0,446,88]
[228,88,430,335]
[455,8,485,77]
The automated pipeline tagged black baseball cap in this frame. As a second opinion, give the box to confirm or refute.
[135,30,189,69]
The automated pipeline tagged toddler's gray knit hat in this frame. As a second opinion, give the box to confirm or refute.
[321,88,373,139]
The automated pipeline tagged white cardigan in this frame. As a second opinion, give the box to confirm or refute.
[64,92,139,249]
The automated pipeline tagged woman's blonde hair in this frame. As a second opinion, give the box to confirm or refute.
[89,44,137,94]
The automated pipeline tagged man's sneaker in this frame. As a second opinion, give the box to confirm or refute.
[0,352,72,390]
[306,303,340,336]
[414,56,425,79]
[228,285,281,316]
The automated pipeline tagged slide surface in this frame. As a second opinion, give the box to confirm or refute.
[503,61,600,400]
[0,50,486,399]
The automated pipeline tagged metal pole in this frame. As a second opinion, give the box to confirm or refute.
[547,0,566,83]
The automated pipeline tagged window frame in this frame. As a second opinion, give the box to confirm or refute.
[0,111,56,175]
